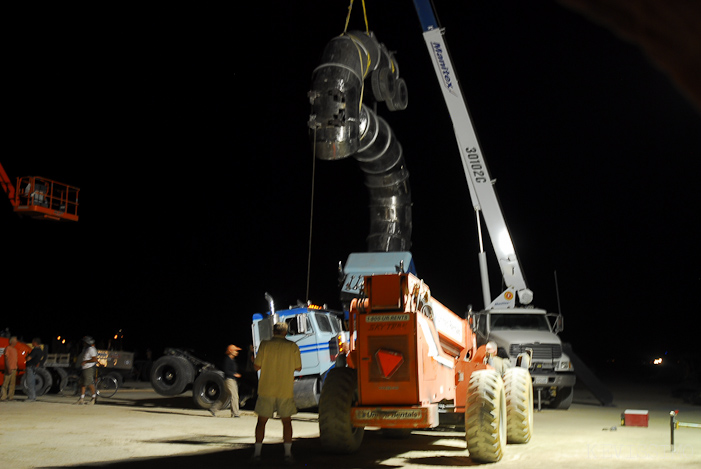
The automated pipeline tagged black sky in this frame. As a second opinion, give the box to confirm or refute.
[3,1,700,364]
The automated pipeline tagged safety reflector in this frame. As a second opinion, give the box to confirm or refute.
[375,349,404,379]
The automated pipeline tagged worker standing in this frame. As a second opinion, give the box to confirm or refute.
[485,341,509,377]
[76,336,98,405]
[251,322,302,465]
[0,337,19,401]
[210,344,242,417]
[25,337,46,401]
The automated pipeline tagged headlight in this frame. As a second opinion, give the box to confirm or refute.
[559,361,571,370]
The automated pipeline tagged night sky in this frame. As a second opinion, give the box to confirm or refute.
[3,1,700,367]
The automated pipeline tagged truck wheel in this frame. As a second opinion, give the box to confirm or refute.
[319,368,364,453]
[550,386,573,410]
[22,368,53,396]
[192,370,230,410]
[465,369,506,463]
[49,368,68,393]
[150,356,194,396]
[38,368,54,396]
[504,367,533,443]
[61,373,80,397]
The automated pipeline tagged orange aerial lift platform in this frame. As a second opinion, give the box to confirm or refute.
[0,162,79,222]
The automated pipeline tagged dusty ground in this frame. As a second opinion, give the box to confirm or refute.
[0,380,699,469]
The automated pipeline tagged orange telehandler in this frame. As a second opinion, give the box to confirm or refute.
[319,263,533,462]
[308,2,534,462]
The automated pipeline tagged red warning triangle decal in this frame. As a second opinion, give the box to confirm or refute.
[375,349,404,378]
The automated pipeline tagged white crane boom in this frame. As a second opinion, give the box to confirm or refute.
[413,0,533,308]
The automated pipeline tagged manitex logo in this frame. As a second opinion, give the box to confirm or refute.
[431,41,457,96]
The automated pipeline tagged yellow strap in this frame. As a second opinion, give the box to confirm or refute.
[362,0,369,33]
[343,0,352,32]
[343,0,369,33]
[343,1,371,112]
[347,33,372,112]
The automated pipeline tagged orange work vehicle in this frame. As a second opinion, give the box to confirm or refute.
[0,336,55,396]
[0,162,79,222]
[318,268,533,463]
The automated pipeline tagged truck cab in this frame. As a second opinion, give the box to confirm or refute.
[252,304,348,409]
[471,307,576,409]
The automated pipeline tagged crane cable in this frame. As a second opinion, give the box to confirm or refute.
[306,126,318,302]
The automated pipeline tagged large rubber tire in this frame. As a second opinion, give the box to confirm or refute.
[48,368,68,393]
[465,369,507,463]
[550,386,573,410]
[22,368,53,396]
[150,355,194,396]
[504,367,534,443]
[319,368,364,453]
[192,370,230,410]
[61,373,80,397]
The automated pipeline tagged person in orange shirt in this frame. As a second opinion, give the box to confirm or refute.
[1,336,19,401]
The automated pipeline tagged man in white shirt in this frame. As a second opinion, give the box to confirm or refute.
[77,336,98,405]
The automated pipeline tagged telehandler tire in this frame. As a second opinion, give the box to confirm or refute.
[465,369,506,463]
[150,355,194,396]
[504,367,533,443]
[319,367,364,453]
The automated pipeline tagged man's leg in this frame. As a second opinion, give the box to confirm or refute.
[8,370,16,400]
[0,373,8,400]
[281,417,293,443]
[252,416,268,459]
[281,416,295,462]
[77,368,88,404]
[27,367,36,400]
[255,416,268,443]
[229,379,240,416]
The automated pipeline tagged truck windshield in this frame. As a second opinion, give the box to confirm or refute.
[490,313,550,331]
[315,313,345,333]
[315,314,333,333]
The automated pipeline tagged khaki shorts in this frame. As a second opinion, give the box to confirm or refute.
[80,367,96,386]
[254,395,297,418]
